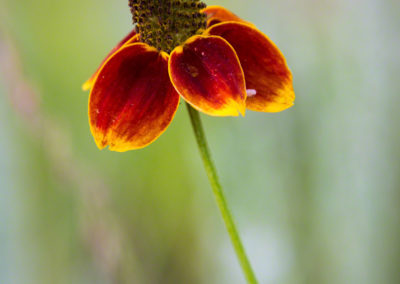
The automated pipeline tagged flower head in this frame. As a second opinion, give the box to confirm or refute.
[83,1,295,152]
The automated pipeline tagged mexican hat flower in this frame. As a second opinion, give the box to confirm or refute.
[83,1,295,152]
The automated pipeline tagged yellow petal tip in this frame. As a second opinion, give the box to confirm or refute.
[238,102,246,117]
[82,79,93,91]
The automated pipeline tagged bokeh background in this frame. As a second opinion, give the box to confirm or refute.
[1,0,400,283]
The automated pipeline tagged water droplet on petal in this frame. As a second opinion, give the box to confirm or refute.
[246,89,257,97]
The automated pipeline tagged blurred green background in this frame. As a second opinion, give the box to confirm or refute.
[1,0,400,283]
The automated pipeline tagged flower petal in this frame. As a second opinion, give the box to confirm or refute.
[206,22,295,112]
[202,5,249,27]
[89,43,180,151]
[82,29,139,91]
[169,35,246,116]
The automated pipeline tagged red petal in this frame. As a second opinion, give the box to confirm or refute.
[89,43,180,151]
[169,35,246,116]
[82,29,139,91]
[202,5,250,27]
[206,22,295,112]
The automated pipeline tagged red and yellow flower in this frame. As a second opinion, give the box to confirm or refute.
[83,2,295,152]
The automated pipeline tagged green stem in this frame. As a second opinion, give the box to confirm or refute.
[186,103,258,284]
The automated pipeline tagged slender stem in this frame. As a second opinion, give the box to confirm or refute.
[186,103,258,284]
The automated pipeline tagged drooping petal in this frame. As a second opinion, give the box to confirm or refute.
[169,35,246,116]
[206,22,295,112]
[82,29,139,91]
[201,5,249,27]
[89,43,180,151]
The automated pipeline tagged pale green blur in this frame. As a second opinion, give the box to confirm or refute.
[0,0,399,283]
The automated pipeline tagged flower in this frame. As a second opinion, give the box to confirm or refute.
[83,2,295,152]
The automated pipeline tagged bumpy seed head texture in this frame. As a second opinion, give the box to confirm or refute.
[129,0,207,53]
